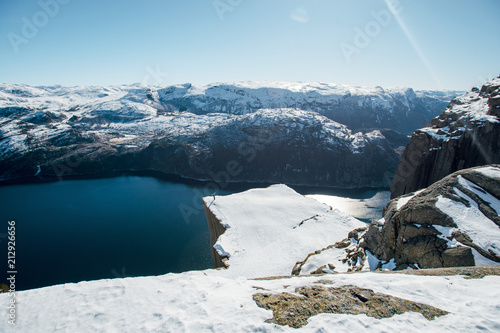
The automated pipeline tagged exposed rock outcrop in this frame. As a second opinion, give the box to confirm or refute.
[253,284,448,328]
[391,76,500,198]
[363,165,500,269]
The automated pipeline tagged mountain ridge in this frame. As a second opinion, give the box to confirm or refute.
[0,81,461,187]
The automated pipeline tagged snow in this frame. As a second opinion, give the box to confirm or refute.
[396,189,425,210]
[299,241,369,274]
[381,259,397,270]
[3,269,498,332]
[433,225,459,247]
[423,126,451,141]
[365,250,380,270]
[203,184,366,278]
[435,192,500,265]
[476,166,500,180]
[420,82,499,142]
[456,175,500,215]
[299,247,348,274]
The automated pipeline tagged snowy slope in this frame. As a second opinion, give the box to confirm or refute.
[1,269,499,332]
[435,168,500,266]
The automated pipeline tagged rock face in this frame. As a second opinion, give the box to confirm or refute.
[202,199,229,269]
[391,76,500,198]
[363,165,500,269]
[0,82,459,187]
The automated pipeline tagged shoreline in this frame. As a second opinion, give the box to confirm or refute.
[0,169,390,196]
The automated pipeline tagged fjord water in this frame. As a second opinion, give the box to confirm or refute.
[0,176,388,291]
[0,176,233,291]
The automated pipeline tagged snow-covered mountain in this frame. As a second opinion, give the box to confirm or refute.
[0,82,461,187]
[0,82,461,134]
[155,81,460,135]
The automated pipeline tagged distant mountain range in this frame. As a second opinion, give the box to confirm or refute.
[0,82,462,187]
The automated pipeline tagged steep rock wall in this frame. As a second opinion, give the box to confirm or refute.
[202,199,228,269]
[391,77,500,198]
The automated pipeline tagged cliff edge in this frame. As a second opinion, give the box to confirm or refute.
[391,76,500,198]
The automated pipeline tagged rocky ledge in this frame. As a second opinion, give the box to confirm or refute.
[202,184,368,278]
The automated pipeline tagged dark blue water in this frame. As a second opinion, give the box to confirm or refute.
[0,176,236,291]
[0,175,387,291]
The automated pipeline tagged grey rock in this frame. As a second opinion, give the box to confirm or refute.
[391,76,500,198]
[363,165,500,269]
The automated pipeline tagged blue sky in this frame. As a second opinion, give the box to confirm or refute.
[0,0,499,90]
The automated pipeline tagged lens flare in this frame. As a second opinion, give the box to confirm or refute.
[384,0,443,89]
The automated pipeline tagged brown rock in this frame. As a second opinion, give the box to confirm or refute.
[253,285,448,328]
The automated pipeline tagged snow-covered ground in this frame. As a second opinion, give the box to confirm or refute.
[1,269,499,332]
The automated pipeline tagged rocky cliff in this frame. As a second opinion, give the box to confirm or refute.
[203,199,229,269]
[391,77,500,198]
[363,165,500,269]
